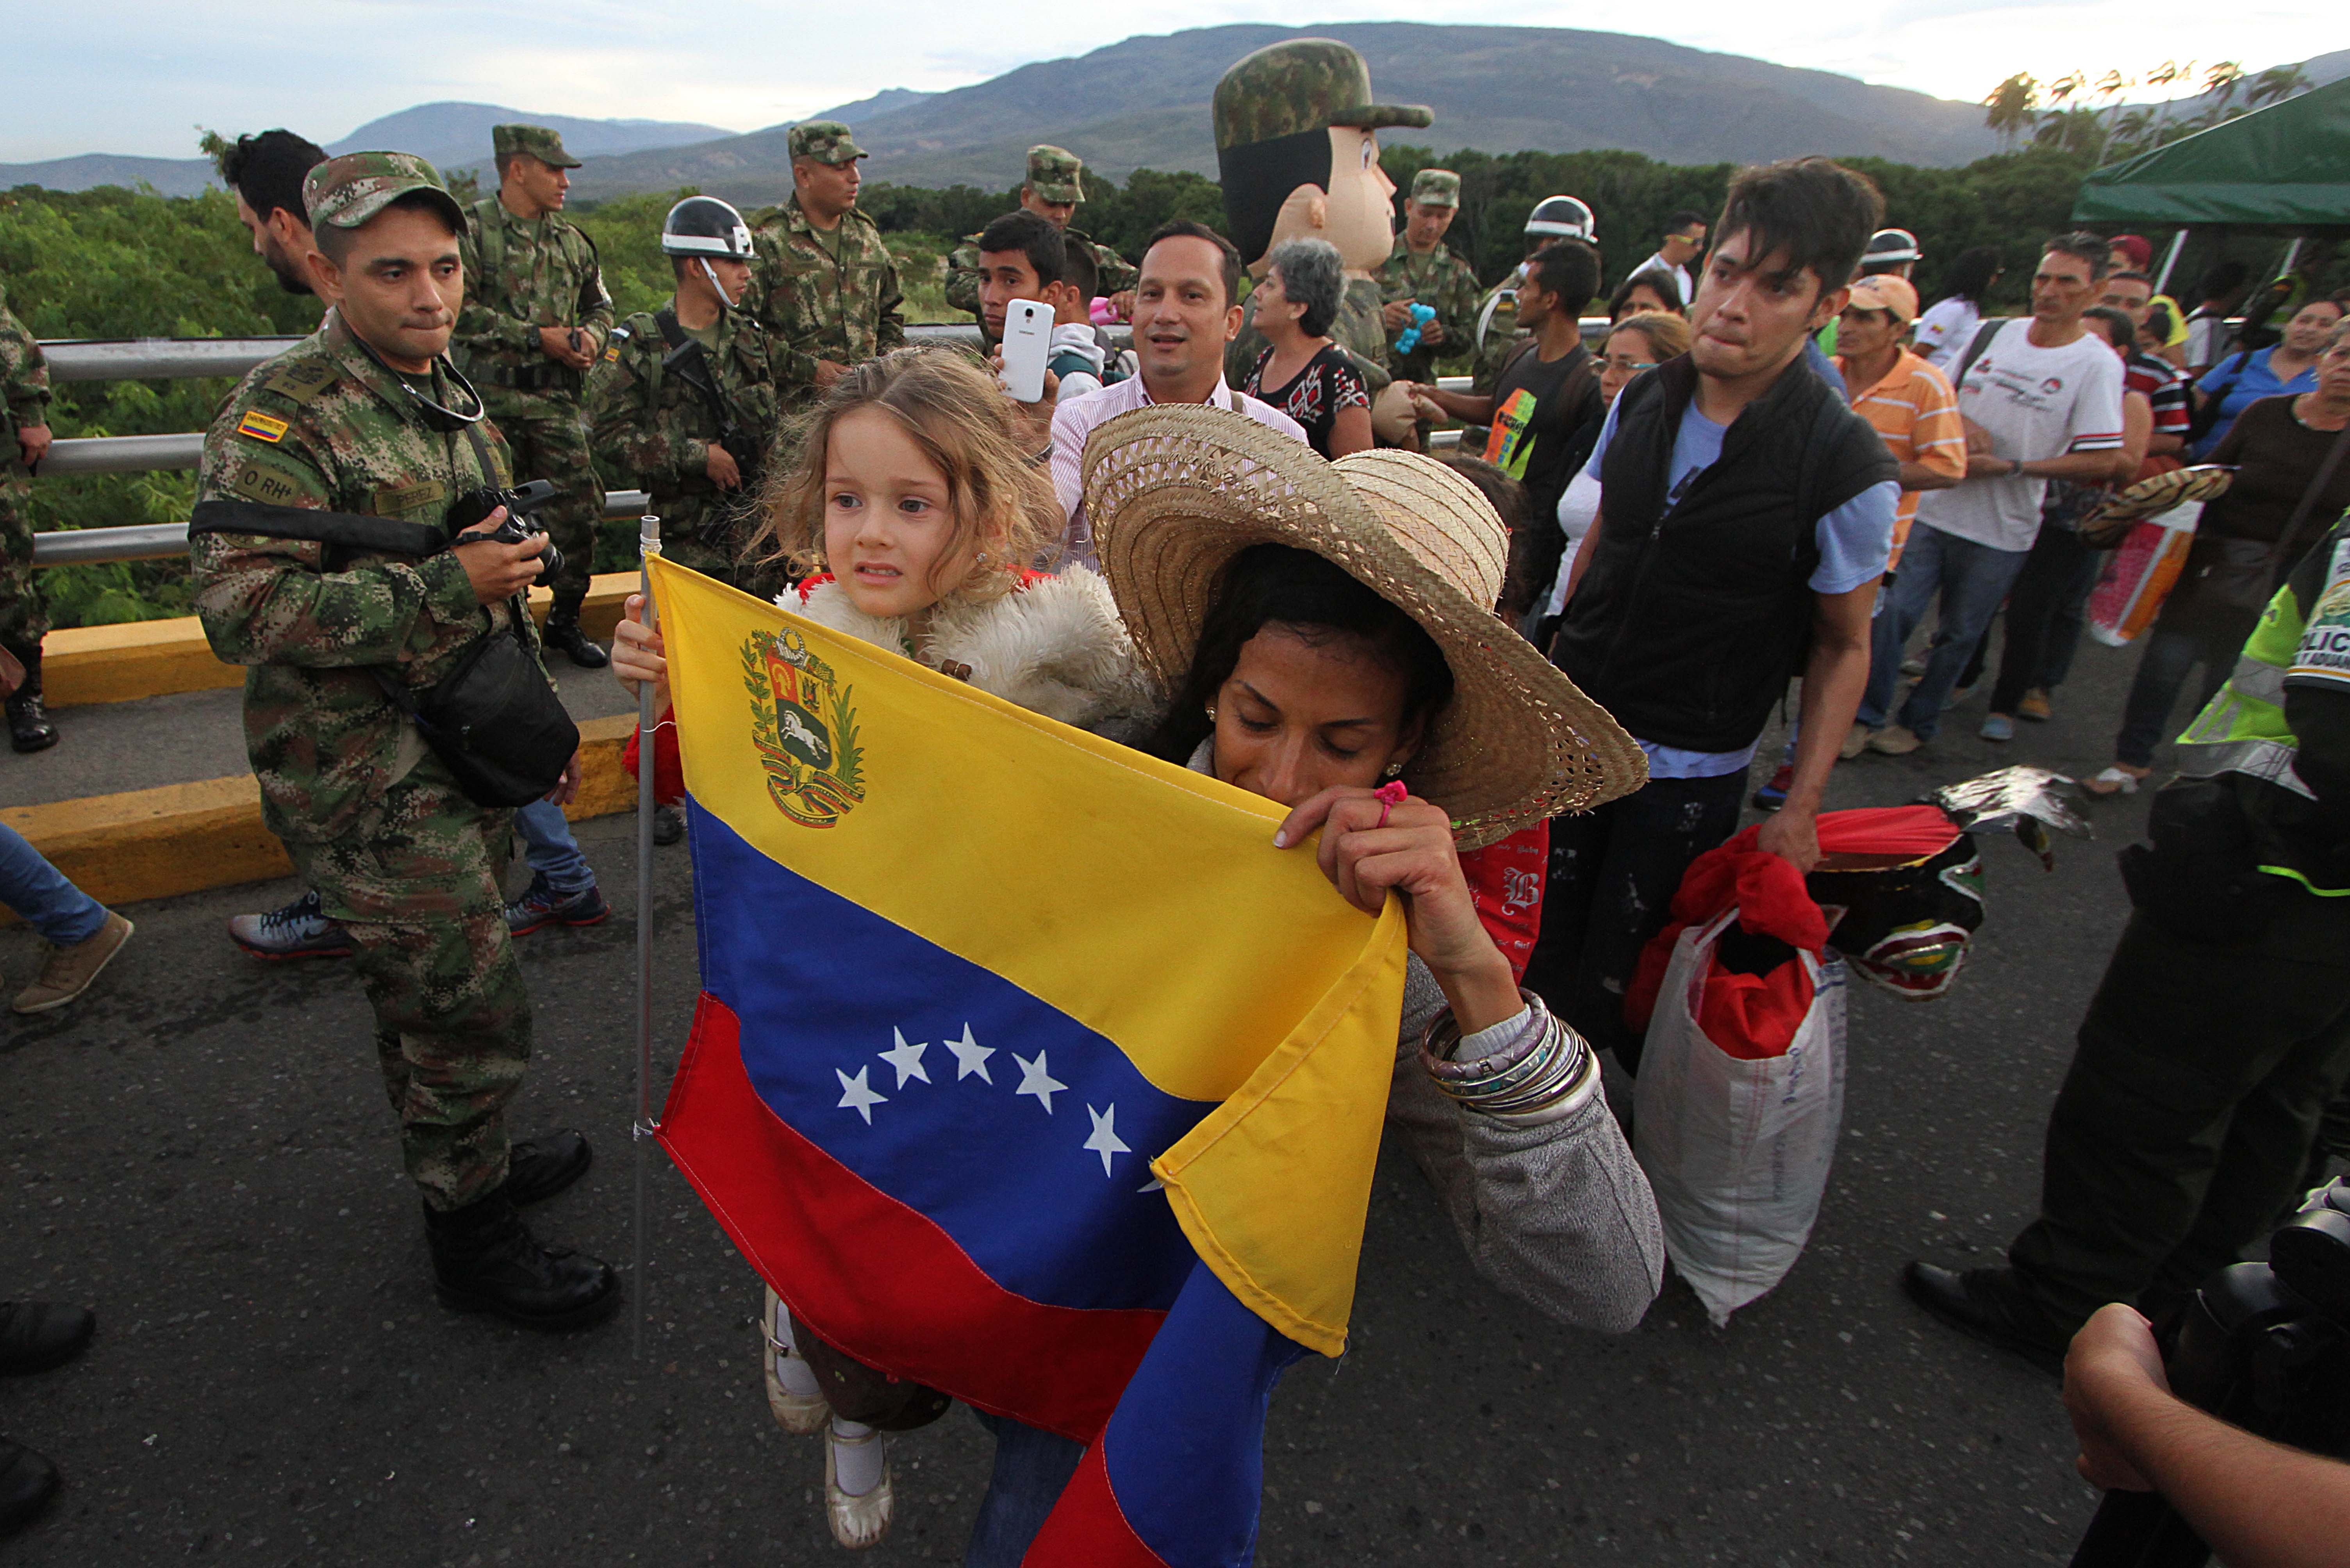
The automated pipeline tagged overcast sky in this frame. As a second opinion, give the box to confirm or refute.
[3,0,2319,162]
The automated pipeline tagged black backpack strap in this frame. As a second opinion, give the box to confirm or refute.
[656,306,744,435]
[190,499,446,558]
[1954,317,2007,384]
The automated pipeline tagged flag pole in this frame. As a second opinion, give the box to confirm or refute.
[633,512,663,1360]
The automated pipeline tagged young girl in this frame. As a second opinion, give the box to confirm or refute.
[612,346,1151,1549]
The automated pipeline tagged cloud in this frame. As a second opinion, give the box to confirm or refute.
[2,0,2321,162]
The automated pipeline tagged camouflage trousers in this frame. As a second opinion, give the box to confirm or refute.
[0,483,46,650]
[287,766,531,1212]
[490,401,602,615]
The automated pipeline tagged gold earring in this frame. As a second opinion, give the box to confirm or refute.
[1383,761,1404,779]
[1205,706,1218,723]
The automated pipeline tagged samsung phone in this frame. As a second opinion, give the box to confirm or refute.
[998,299,1053,404]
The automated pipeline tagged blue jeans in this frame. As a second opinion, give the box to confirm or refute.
[1858,524,2032,741]
[514,798,594,894]
[963,1411,1086,1568]
[0,823,106,946]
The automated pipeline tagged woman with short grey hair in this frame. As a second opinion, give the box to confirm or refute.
[1243,237,1372,458]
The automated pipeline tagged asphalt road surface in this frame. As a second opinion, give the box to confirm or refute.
[1,635,2187,1567]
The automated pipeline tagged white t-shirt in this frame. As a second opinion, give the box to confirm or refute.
[1911,297,1980,369]
[1912,319,2125,554]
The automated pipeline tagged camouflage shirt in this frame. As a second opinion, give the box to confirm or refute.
[1471,276,1529,397]
[747,197,906,394]
[0,288,50,457]
[1226,274,1393,396]
[587,304,781,543]
[944,225,1138,319]
[453,195,614,406]
[193,318,526,845]
[1376,236,1482,383]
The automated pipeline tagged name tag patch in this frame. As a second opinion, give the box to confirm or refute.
[236,410,291,444]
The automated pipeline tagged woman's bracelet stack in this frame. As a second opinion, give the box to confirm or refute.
[1420,991,1600,1126]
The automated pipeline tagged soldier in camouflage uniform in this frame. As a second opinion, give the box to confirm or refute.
[0,287,57,751]
[452,124,613,669]
[1377,169,1483,386]
[746,121,905,404]
[944,146,1138,322]
[589,197,782,590]
[1212,39,1430,431]
[191,153,617,1331]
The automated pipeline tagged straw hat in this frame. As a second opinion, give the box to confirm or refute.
[1082,404,1646,848]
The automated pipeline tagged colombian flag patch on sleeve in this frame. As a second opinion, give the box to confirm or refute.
[235,410,291,444]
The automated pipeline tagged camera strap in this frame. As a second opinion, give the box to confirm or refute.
[190,500,446,558]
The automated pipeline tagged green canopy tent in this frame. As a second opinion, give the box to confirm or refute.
[2074,77,2350,232]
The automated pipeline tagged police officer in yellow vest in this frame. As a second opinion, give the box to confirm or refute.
[1904,505,2350,1370]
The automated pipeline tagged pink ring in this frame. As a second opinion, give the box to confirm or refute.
[1372,779,1409,829]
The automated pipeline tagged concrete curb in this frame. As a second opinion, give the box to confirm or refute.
[2,713,641,920]
[45,572,642,709]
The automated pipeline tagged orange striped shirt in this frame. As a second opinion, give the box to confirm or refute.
[1838,349,1966,568]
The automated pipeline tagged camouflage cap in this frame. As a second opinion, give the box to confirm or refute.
[303,151,469,235]
[1409,169,1461,208]
[491,123,581,169]
[1025,144,1086,205]
[1213,38,1434,151]
[788,121,866,165]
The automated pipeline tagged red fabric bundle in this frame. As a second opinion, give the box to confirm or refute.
[1459,822,1549,982]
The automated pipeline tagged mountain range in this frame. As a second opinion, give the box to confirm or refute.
[0,102,733,198]
[574,22,2010,205]
[7,30,2344,205]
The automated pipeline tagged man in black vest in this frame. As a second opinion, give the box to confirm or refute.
[1526,157,1900,1068]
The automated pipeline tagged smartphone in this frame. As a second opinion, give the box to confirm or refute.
[998,299,1052,404]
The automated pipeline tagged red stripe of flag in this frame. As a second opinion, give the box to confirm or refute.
[1022,1441,1174,1568]
[657,994,1166,1441]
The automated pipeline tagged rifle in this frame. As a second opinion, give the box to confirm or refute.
[655,307,765,494]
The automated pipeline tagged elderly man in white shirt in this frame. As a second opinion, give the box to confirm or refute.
[1049,220,1306,568]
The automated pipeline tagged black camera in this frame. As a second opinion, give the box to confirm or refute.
[449,480,562,586]
[2071,1178,2350,1566]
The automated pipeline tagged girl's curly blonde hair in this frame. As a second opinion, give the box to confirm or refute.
[744,347,1063,605]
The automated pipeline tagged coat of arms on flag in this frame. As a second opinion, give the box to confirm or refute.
[743,626,865,828]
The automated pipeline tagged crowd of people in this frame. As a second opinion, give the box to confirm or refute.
[2,39,2349,1556]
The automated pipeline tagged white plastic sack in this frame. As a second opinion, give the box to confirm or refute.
[1632,910,1848,1326]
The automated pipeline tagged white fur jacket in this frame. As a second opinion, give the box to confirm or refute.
[783,569,1158,739]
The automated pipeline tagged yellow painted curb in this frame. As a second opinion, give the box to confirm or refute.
[2,711,646,920]
[44,572,642,709]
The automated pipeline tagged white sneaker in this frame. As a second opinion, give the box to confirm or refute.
[1868,725,1927,756]
[761,1286,830,1435]
[1840,723,1872,760]
[824,1424,893,1550]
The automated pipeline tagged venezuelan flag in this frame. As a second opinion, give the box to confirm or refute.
[645,557,1408,1564]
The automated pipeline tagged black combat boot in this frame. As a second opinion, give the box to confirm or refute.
[5,645,56,754]
[0,1438,59,1537]
[541,603,609,669]
[425,1187,619,1331]
[502,1129,592,1206]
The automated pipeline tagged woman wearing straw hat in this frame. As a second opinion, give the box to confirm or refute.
[1084,407,1660,1309]
[942,405,1670,1558]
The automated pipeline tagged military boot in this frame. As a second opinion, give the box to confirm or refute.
[425,1187,619,1331]
[541,602,609,669]
[5,645,56,754]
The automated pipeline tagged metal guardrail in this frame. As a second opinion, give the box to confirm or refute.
[29,317,1534,563]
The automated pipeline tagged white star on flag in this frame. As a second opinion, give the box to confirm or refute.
[835,1066,887,1124]
[1013,1049,1066,1114]
[944,1023,994,1083]
[1083,1103,1132,1178]
[878,1028,930,1089]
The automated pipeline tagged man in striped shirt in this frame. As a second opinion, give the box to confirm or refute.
[1835,276,1966,569]
[1857,233,2128,754]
